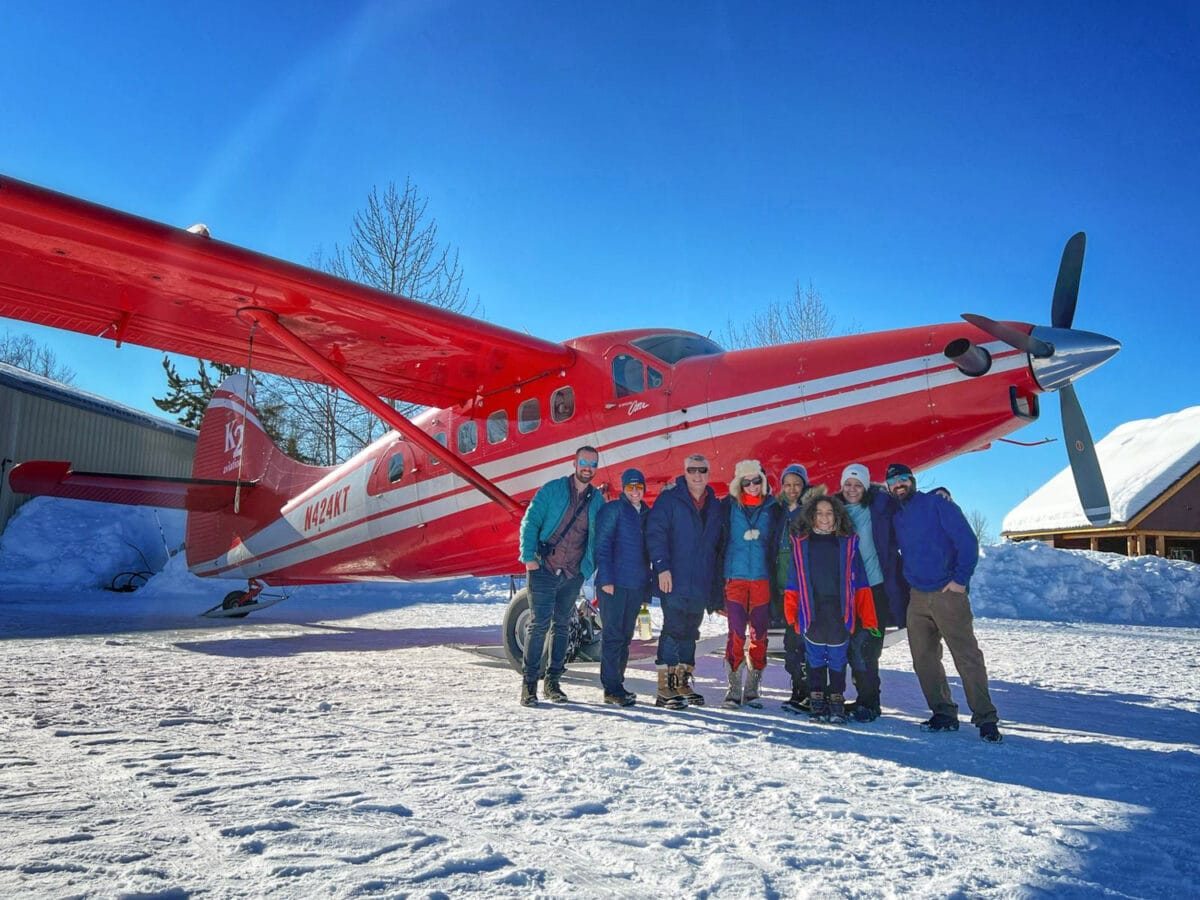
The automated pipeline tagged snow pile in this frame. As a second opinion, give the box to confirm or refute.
[1003,405,1200,532]
[973,540,1200,625]
[0,496,185,592]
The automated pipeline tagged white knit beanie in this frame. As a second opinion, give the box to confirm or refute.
[840,463,871,489]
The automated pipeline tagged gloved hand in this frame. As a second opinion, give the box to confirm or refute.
[867,627,882,638]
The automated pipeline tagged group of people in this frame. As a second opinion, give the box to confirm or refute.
[517,447,1003,743]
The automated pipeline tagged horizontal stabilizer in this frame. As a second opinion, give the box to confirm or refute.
[8,461,257,511]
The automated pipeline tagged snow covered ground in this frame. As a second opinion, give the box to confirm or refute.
[2,498,1199,897]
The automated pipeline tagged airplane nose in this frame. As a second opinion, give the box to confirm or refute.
[1027,326,1121,392]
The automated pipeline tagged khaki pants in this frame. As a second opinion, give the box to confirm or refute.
[906,588,998,726]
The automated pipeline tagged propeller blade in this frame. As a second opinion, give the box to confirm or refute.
[961,313,1054,358]
[1051,232,1086,329]
[1060,383,1111,525]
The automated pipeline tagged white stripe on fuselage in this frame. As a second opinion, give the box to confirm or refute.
[192,343,1024,576]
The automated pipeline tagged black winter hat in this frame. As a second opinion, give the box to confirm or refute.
[885,462,915,483]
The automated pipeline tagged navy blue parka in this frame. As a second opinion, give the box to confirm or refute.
[645,477,724,612]
[594,494,652,591]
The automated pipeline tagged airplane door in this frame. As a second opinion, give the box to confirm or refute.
[365,439,426,565]
[603,348,673,468]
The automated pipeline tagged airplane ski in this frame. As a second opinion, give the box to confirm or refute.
[201,594,289,619]
[201,580,288,618]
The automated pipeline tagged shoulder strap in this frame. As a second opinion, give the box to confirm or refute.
[546,483,595,549]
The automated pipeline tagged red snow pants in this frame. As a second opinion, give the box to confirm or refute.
[723,578,771,671]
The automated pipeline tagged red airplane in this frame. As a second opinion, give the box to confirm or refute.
[0,176,1119,665]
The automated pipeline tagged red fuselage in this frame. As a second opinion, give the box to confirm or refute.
[186,325,1038,584]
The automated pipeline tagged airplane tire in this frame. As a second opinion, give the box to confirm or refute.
[221,590,252,619]
[501,587,546,675]
[501,586,604,673]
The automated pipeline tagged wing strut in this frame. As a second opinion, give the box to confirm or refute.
[239,307,523,518]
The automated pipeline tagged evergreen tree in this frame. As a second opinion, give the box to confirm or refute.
[153,357,239,429]
[153,357,310,461]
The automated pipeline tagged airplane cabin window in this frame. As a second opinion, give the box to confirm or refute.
[613,355,644,397]
[486,409,508,444]
[387,450,405,483]
[551,386,575,423]
[647,365,664,388]
[518,398,540,433]
[431,431,447,465]
[457,420,478,453]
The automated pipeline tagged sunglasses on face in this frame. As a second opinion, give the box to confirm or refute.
[686,466,709,475]
[742,476,763,486]
[887,475,912,486]
[624,483,645,491]
[577,459,599,469]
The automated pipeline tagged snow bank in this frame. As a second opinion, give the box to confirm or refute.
[973,540,1200,625]
[0,497,185,592]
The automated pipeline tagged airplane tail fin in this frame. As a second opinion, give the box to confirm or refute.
[185,374,329,571]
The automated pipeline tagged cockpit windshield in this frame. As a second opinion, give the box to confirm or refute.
[631,333,724,365]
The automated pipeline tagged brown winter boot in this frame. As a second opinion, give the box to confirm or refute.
[655,665,686,709]
[678,664,705,706]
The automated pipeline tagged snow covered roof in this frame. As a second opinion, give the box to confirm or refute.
[0,362,197,440]
[1003,406,1200,533]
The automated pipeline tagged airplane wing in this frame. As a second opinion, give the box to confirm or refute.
[0,176,574,408]
[8,461,256,512]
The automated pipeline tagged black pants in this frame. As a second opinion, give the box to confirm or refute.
[848,584,891,708]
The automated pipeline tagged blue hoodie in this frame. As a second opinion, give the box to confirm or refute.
[892,490,979,591]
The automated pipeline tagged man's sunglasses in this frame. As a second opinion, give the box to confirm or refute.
[577,459,599,469]
[624,483,645,491]
[742,476,763,486]
[886,475,912,486]
[686,466,709,474]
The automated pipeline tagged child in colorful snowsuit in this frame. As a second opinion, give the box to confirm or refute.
[783,495,879,723]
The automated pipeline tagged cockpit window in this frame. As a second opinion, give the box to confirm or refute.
[613,355,644,397]
[632,332,723,364]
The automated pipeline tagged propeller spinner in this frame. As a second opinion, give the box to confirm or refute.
[962,232,1119,526]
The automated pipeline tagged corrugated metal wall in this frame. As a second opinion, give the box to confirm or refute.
[0,383,198,533]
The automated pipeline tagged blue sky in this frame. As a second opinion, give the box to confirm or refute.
[3,2,1198,537]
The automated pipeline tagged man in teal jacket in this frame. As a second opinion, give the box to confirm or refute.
[517,445,606,706]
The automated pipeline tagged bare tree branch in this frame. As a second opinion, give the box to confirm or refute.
[0,331,76,384]
[270,179,478,465]
[967,508,995,546]
[722,280,844,349]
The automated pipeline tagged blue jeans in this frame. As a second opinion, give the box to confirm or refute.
[655,594,705,667]
[598,585,645,694]
[523,568,584,681]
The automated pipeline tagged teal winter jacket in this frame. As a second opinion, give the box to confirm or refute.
[518,475,606,578]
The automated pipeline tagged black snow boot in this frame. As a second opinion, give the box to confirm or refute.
[827,692,847,724]
[520,681,538,707]
[543,676,568,703]
[808,690,828,722]
[920,713,960,733]
[781,677,809,714]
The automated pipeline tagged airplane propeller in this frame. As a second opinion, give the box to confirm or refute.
[962,232,1118,526]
